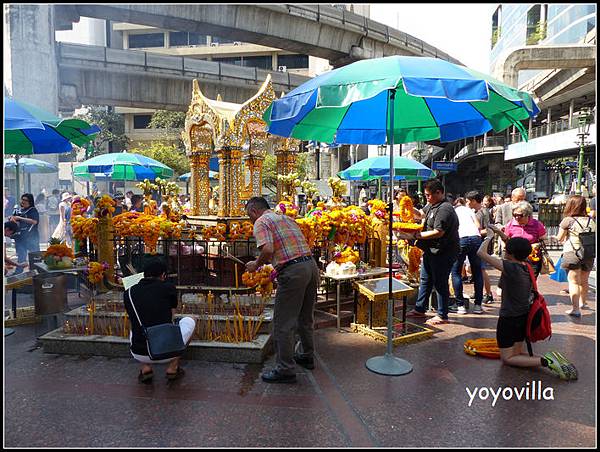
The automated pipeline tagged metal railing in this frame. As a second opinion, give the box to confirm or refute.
[508,118,594,145]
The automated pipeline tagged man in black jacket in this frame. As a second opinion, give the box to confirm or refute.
[397,180,460,326]
[123,259,195,383]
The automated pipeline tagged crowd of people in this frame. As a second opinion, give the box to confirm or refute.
[3,186,192,275]
[3,181,595,385]
[394,180,595,381]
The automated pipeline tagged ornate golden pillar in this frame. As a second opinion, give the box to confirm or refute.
[245,121,269,199]
[96,215,115,291]
[244,155,265,198]
[275,138,300,202]
[188,125,213,216]
[218,147,244,217]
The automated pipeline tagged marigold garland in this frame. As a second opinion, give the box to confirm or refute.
[94,195,116,218]
[112,211,184,252]
[87,261,109,285]
[241,265,275,297]
[202,223,227,241]
[407,246,423,275]
[71,216,99,244]
[275,200,299,218]
[71,197,90,216]
[229,221,254,241]
[333,246,359,264]
[44,243,74,259]
[528,245,541,262]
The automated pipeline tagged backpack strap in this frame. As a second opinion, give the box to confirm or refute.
[525,262,536,357]
[568,217,591,255]
[525,262,538,293]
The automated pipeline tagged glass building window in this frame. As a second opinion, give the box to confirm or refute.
[170,31,208,47]
[242,55,272,69]
[211,35,236,44]
[128,33,165,48]
[133,115,153,129]
[277,54,309,69]
[213,57,242,66]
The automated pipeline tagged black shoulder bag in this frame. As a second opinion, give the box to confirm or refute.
[127,288,186,360]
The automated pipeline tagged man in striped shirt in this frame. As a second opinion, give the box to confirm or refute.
[246,197,320,384]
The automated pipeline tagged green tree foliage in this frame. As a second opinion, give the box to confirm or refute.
[148,110,187,151]
[129,141,190,176]
[148,110,186,132]
[262,152,311,194]
[74,105,130,156]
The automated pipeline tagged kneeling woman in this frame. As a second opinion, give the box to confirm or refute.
[123,259,196,383]
[477,235,577,380]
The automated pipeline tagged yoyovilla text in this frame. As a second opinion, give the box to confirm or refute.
[466,381,554,407]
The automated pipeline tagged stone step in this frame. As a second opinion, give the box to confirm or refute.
[38,328,273,364]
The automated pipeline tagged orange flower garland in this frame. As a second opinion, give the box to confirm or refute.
[44,243,75,259]
[71,197,91,216]
[94,194,116,217]
[333,246,359,264]
[407,246,423,275]
[87,261,108,285]
[71,216,99,244]
[528,245,541,262]
[229,221,254,241]
[43,243,75,269]
[241,265,275,297]
[399,196,414,222]
[112,211,184,252]
[202,223,227,241]
[393,196,424,232]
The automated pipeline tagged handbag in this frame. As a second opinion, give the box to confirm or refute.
[539,241,555,275]
[549,256,568,283]
[127,289,186,360]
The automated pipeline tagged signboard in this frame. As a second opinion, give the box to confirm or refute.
[432,161,458,172]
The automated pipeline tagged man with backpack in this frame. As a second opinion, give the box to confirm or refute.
[477,234,578,380]
[47,189,61,234]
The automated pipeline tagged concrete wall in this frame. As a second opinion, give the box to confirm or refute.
[4,4,60,196]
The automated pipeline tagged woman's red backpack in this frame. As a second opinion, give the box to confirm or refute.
[525,263,552,356]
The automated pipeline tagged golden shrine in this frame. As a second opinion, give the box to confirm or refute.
[182,76,276,219]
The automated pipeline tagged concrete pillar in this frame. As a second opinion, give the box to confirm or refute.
[164,30,169,48]
[569,100,575,128]
[272,53,278,71]
[4,4,60,196]
[546,108,552,135]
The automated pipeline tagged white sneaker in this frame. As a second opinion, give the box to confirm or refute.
[456,306,467,315]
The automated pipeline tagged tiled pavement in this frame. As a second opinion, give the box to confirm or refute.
[4,269,596,448]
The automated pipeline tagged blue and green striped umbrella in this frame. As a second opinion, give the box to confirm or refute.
[264,55,539,144]
[4,97,100,155]
[4,157,58,173]
[73,151,174,181]
[338,156,434,181]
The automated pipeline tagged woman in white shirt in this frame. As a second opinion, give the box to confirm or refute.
[449,198,484,314]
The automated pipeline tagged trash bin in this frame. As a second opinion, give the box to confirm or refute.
[33,274,68,316]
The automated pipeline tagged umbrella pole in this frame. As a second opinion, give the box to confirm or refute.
[366,89,412,377]
[15,155,21,200]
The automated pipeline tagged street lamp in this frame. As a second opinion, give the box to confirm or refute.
[576,108,593,195]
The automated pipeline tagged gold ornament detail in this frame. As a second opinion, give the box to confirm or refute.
[182,76,275,217]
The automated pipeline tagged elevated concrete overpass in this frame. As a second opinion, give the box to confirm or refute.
[54,4,463,68]
[57,42,311,111]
